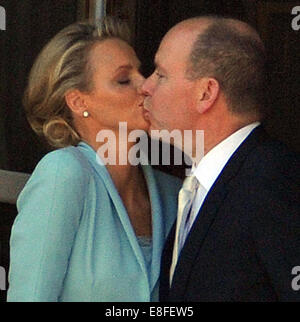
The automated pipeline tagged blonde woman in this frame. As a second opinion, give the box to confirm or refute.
[7,17,181,302]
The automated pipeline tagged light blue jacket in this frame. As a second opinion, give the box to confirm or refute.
[7,142,181,302]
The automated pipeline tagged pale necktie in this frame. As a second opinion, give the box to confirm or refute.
[169,174,199,286]
[181,183,207,246]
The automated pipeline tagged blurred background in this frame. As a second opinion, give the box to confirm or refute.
[0,0,299,301]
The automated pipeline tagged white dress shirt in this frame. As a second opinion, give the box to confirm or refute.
[185,122,261,235]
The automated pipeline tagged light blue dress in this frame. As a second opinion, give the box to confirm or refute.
[7,141,181,302]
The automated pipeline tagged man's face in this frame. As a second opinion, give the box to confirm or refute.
[141,28,199,134]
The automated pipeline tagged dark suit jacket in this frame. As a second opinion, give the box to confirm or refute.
[160,126,300,301]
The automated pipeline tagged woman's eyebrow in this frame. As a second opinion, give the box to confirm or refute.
[115,64,133,72]
[115,61,141,72]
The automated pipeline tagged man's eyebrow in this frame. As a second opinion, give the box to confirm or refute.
[154,60,166,72]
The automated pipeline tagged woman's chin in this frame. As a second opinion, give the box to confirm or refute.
[130,118,151,132]
[142,120,151,132]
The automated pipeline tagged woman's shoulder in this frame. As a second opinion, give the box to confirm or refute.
[31,145,91,183]
[17,145,92,209]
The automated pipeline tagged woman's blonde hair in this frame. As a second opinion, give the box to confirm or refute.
[24,16,131,148]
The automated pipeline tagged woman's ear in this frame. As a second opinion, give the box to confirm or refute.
[65,89,88,116]
[195,78,220,114]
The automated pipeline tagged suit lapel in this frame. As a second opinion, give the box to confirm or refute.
[160,221,176,300]
[171,179,229,297]
[170,126,269,298]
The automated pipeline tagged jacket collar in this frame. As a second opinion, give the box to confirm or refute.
[76,141,164,293]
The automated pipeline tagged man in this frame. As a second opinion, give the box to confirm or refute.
[142,16,300,301]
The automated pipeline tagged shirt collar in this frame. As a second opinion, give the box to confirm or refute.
[193,122,260,191]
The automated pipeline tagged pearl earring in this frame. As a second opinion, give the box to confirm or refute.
[83,111,89,118]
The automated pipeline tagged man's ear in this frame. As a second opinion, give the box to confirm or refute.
[65,89,88,116]
[195,78,220,114]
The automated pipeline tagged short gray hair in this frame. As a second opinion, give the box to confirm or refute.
[186,17,266,118]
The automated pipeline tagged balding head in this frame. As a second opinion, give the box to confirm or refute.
[164,16,266,119]
[165,16,212,36]
[167,16,263,53]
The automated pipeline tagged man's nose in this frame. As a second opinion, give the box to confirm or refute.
[140,75,153,96]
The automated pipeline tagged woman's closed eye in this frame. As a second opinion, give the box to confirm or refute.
[118,79,131,85]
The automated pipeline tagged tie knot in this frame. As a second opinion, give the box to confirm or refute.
[182,174,198,193]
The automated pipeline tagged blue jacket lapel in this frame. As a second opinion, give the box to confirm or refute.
[77,143,149,281]
[77,142,165,294]
[142,165,164,292]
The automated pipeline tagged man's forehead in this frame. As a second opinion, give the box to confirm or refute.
[168,18,210,37]
[155,26,199,64]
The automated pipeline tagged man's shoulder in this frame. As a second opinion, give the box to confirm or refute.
[227,131,299,204]
[224,125,298,178]
[244,132,299,180]
[217,127,299,203]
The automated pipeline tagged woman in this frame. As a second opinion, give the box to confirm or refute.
[7,17,181,302]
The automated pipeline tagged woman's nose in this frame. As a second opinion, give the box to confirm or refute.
[137,75,146,95]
